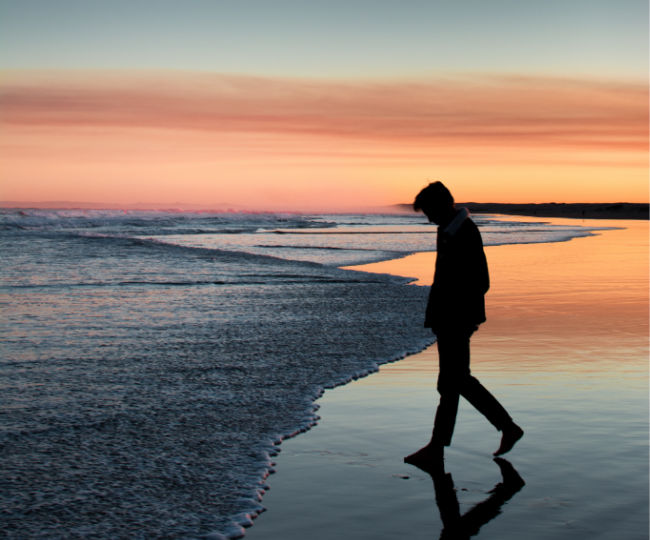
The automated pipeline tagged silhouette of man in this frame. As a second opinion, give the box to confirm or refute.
[405,181,523,465]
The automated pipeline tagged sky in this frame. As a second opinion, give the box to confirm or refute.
[1,0,648,210]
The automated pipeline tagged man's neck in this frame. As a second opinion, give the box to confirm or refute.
[442,208,470,236]
[437,207,458,229]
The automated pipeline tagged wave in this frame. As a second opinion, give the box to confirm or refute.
[1,276,389,290]
[254,244,391,251]
[0,208,334,235]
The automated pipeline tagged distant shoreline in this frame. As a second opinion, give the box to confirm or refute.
[397,202,649,220]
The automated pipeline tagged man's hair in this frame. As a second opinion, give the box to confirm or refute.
[413,181,455,212]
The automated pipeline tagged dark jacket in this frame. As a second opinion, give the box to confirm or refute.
[425,209,489,334]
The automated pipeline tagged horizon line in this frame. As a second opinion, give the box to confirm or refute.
[1,200,647,211]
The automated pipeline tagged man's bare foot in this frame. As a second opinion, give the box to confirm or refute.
[404,443,444,465]
[494,424,524,456]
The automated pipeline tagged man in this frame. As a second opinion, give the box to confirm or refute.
[405,181,523,465]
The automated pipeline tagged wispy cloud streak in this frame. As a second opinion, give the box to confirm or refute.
[2,71,648,150]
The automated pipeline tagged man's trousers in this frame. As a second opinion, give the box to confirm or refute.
[431,330,512,446]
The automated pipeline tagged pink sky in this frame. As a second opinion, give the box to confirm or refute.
[1,71,647,210]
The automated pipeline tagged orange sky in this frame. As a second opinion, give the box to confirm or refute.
[1,71,648,210]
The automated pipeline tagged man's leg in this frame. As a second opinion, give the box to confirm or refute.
[430,332,469,447]
[461,376,512,432]
[461,375,524,455]
[430,391,460,447]
[404,331,466,464]
[437,330,524,455]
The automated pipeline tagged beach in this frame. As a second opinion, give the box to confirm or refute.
[245,218,649,540]
[2,211,646,538]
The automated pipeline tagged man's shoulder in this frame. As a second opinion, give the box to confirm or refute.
[459,215,479,234]
[456,217,484,246]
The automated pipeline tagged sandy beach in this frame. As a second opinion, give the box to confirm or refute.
[245,217,648,540]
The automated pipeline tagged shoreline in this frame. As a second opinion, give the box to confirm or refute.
[394,202,649,220]
[243,218,649,540]
[463,202,649,220]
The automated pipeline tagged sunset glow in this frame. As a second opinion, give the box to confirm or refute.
[1,1,648,210]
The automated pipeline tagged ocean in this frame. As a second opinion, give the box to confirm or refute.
[0,209,605,538]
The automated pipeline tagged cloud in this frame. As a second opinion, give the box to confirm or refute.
[1,70,648,150]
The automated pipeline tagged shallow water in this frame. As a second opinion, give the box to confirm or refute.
[0,211,428,538]
[246,219,649,540]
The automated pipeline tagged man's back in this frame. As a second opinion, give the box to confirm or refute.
[426,212,489,333]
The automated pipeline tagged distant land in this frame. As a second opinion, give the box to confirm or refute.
[1,201,648,219]
[397,202,649,220]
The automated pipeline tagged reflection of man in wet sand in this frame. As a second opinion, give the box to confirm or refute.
[406,182,523,465]
[423,456,525,540]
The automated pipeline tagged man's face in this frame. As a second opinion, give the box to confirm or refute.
[422,202,448,225]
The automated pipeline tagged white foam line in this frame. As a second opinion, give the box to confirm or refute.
[214,335,436,539]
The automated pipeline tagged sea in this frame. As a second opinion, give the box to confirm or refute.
[0,209,604,539]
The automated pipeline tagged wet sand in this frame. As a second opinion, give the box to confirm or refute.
[245,218,648,540]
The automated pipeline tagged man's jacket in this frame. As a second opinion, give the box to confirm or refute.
[425,208,490,333]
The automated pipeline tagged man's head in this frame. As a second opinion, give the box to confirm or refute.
[413,181,455,225]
